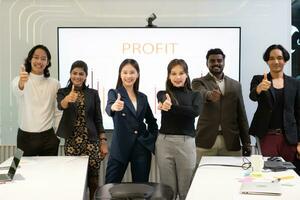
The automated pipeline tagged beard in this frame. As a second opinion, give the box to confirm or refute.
[209,65,224,76]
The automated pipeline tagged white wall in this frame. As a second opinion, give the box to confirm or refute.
[0,0,291,144]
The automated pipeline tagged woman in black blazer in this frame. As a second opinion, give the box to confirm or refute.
[249,44,300,162]
[105,59,158,184]
[56,60,108,200]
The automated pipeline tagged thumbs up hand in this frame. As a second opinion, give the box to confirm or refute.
[256,72,271,94]
[157,102,163,110]
[65,85,78,103]
[263,72,268,81]
[18,65,29,90]
[161,93,172,111]
[207,87,221,102]
[111,93,124,111]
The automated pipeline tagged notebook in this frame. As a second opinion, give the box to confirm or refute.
[0,148,24,182]
[240,182,281,196]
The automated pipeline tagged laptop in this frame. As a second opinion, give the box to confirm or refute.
[240,182,281,196]
[0,148,24,182]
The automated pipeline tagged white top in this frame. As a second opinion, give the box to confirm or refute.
[12,73,62,132]
[209,72,225,131]
[132,100,137,111]
[209,72,225,95]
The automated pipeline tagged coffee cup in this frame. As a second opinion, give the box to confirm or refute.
[250,154,264,172]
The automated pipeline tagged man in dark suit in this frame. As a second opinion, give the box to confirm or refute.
[249,44,300,163]
[192,48,251,164]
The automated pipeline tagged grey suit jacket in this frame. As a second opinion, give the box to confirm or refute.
[192,74,250,151]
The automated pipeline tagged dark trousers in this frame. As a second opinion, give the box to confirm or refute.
[17,128,60,156]
[260,132,297,162]
[105,141,151,184]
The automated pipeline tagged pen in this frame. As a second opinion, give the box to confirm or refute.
[273,175,294,182]
[272,178,281,183]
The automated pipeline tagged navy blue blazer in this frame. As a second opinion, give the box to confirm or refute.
[106,87,158,164]
[56,87,105,141]
[249,73,300,144]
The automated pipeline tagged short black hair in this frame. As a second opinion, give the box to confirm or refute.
[263,44,290,62]
[206,48,226,60]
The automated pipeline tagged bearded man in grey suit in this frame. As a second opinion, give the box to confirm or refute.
[192,48,251,164]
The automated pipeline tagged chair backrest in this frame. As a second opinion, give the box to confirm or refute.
[95,182,174,200]
[109,183,154,199]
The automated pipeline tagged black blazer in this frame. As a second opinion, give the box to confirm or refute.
[249,73,300,144]
[106,86,158,164]
[56,87,105,141]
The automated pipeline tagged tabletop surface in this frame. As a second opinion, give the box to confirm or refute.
[0,156,89,200]
[186,156,300,200]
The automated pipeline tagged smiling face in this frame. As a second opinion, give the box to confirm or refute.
[207,54,225,77]
[169,64,187,87]
[30,48,49,75]
[70,67,87,87]
[120,63,139,88]
[267,49,286,74]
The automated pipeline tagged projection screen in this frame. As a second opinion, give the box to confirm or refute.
[58,27,241,129]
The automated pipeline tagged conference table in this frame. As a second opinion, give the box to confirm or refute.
[0,156,89,200]
[186,156,300,200]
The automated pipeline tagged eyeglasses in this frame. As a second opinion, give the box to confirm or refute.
[241,157,251,170]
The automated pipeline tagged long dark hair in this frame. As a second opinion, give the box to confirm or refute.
[24,44,51,78]
[66,60,88,89]
[116,59,140,96]
[166,59,191,104]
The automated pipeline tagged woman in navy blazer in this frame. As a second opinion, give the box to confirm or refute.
[56,60,108,200]
[105,58,158,183]
[249,44,300,162]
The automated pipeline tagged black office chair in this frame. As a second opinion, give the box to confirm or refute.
[94,182,174,200]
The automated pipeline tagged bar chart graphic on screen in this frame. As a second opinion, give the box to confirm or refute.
[58,27,241,129]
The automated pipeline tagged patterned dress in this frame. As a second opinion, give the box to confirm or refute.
[65,91,101,177]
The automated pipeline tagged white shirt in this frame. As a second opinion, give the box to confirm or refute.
[209,72,225,95]
[12,73,62,132]
[132,100,137,111]
[209,72,225,131]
